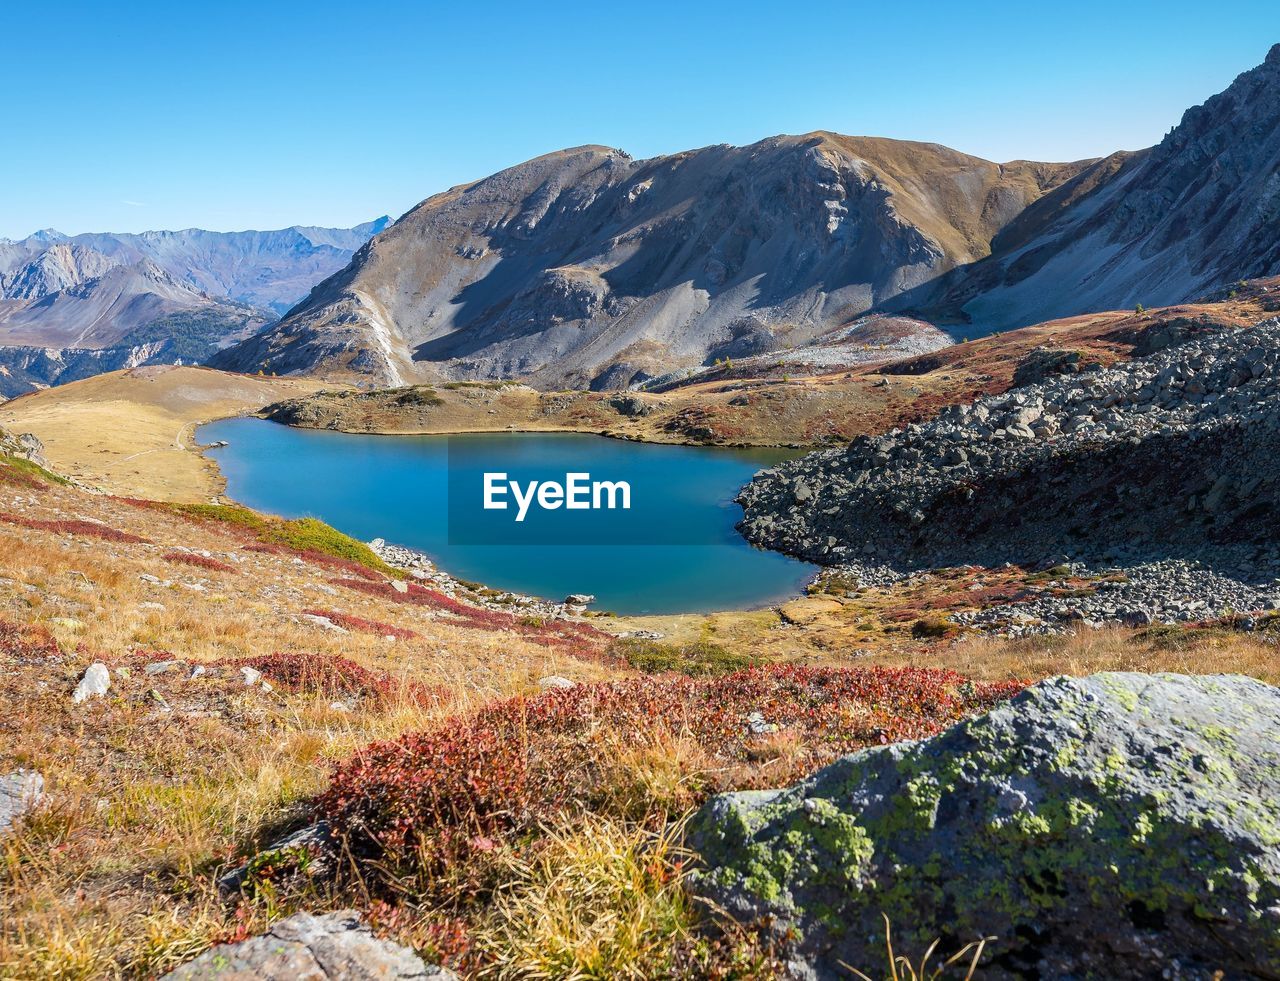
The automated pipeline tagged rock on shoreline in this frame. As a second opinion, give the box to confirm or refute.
[367,538,601,624]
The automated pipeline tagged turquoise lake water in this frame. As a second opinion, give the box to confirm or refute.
[198,419,817,614]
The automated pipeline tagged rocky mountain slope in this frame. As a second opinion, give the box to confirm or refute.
[211,139,1091,388]
[923,44,1280,330]
[738,316,1280,628]
[257,282,1276,451]
[0,219,389,396]
[214,46,1280,390]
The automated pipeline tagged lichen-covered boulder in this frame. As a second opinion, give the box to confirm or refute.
[689,673,1280,979]
[162,909,453,979]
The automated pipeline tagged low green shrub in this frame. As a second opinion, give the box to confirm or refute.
[161,504,395,577]
[612,637,755,677]
[0,454,69,487]
[911,616,955,639]
[394,387,444,407]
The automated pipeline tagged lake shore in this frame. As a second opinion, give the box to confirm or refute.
[200,420,815,616]
[0,365,330,503]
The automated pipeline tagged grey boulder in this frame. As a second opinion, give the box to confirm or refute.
[689,673,1280,979]
[162,909,453,980]
[0,770,44,837]
[71,662,110,703]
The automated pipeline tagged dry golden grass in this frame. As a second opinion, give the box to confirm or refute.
[0,473,620,977]
[834,624,1279,686]
[0,498,613,694]
[842,915,992,981]
[0,365,331,502]
[595,729,716,821]
[0,657,474,977]
[475,816,696,979]
[2,428,1278,976]
[625,564,1280,688]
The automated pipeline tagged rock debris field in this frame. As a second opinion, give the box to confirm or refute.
[739,318,1280,633]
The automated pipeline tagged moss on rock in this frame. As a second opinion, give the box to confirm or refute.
[689,672,1280,978]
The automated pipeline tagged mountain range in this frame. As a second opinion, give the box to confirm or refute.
[211,45,1280,390]
[0,219,389,397]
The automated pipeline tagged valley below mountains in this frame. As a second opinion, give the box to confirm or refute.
[3,38,1280,981]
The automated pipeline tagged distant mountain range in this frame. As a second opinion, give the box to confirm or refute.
[0,219,389,397]
[10,46,1280,397]
[212,45,1280,390]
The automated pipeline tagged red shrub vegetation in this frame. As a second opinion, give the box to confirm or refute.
[330,578,618,664]
[223,651,446,707]
[163,551,238,574]
[301,609,419,640]
[0,616,62,663]
[321,664,1024,899]
[0,512,149,544]
[245,543,384,581]
[0,462,46,491]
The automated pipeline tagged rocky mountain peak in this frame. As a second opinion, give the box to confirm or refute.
[936,46,1280,331]
[1,244,118,301]
[211,135,1089,388]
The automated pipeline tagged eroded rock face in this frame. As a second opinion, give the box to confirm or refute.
[690,673,1280,979]
[951,44,1280,330]
[162,909,453,980]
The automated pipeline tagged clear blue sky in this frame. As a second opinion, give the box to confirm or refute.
[3,1,1277,239]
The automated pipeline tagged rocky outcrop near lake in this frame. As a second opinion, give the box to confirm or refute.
[690,672,1280,978]
[738,317,1280,624]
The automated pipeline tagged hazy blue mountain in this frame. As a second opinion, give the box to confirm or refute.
[0,217,391,316]
[0,217,389,397]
